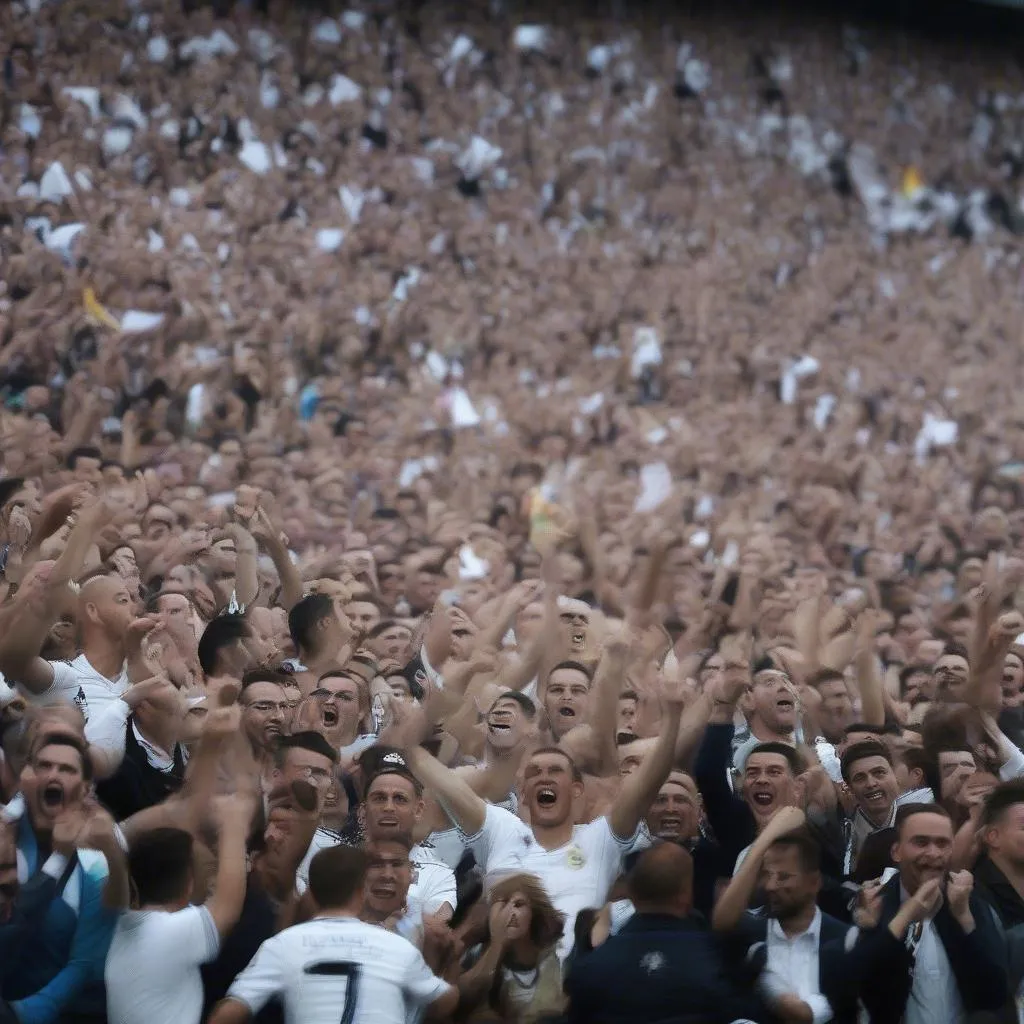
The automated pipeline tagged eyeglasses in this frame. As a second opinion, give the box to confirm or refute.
[297,765,332,782]
[245,701,289,713]
[311,688,357,701]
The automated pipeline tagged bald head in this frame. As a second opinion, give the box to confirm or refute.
[78,574,134,640]
[628,843,693,916]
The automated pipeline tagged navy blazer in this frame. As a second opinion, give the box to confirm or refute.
[730,910,860,1024]
[822,875,1009,1024]
[565,913,767,1024]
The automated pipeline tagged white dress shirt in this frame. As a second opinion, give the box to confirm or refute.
[902,912,963,1024]
[759,908,833,1024]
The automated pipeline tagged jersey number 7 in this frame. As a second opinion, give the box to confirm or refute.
[304,961,362,1024]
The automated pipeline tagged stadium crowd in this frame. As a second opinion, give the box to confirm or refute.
[5,0,1024,1021]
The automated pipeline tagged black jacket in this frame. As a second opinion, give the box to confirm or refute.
[824,875,1009,1024]
[729,910,860,1024]
[974,855,1024,929]
[95,718,185,822]
[565,913,767,1024]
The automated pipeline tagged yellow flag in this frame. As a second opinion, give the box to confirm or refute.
[83,288,120,330]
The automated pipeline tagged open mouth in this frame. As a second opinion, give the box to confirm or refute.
[658,816,682,833]
[42,784,64,810]
[376,816,398,830]
[558,707,575,718]
[776,698,795,713]
[571,632,586,648]
[536,787,558,807]
[751,791,774,808]
[864,789,887,805]
[370,882,397,899]
[488,721,511,736]
[322,707,339,727]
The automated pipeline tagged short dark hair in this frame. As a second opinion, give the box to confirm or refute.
[546,661,593,683]
[899,745,932,784]
[241,668,293,690]
[899,663,931,690]
[288,594,334,651]
[746,742,804,776]
[308,845,369,909]
[128,828,194,905]
[841,740,893,783]
[628,843,694,907]
[490,690,536,719]
[844,722,884,738]
[366,765,423,798]
[619,689,639,703]
[67,446,102,469]
[939,639,970,662]
[34,733,93,782]
[198,613,250,676]
[527,746,583,784]
[982,780,1024,828]
[0,477,26,510]
[808,668,845,688]
[366,619,405,640]
[767,828,821,873]
[279,731,339,764]
[894,801,952,837]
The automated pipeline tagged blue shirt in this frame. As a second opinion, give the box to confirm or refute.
[2,796,117,1024]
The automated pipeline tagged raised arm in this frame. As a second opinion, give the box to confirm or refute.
[406,744,488,836]
[205,790,256,937]
[251,509,303,610]
[223,522,259,610]
[712,807,806,931]
[607,674,685,841]
[853,611,886,727]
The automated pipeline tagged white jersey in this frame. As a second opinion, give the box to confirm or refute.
[28,654,129,724]
[105,905,220,1024]
[462,804,636,959]
[408,842,456,917]
[227,915,452,1024]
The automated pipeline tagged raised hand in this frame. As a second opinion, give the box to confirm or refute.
[853,880,884,930]
[946,870,974,925]
[762,805,806,841]
[905,877,942,922]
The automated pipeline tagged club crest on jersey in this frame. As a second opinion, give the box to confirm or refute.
[566,845,585,870]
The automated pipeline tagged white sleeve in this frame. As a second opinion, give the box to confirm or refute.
[460,803,530,872]
[1000,740,1024,781]
[419,864,457,915]
[227,935,287,1014]
[401,945,453,1008]
[84,699,132,752]
[24,660,72,703]
[419,644,444,690]
[160,905,221,965]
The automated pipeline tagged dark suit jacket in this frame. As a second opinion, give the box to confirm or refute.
[565,913,767,1024]
[95,718,185,821]
[823,875,1009,1024]
[730,910,860,1024]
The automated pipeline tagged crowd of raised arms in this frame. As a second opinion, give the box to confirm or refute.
[5,0,1024,1022]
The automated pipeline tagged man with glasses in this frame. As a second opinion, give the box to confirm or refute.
[271,732,343,896]
[239,672,289,773]
[310,669,377,761]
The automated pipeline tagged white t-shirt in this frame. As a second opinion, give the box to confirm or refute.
[227,915,452,1024]
[462,804,635,959]
[409,843,457,917]
[31,654,129,724]
[105,904,220,1024]
[296,828,346,895]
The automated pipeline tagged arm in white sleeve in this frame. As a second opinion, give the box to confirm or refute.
[84,699,131,755]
